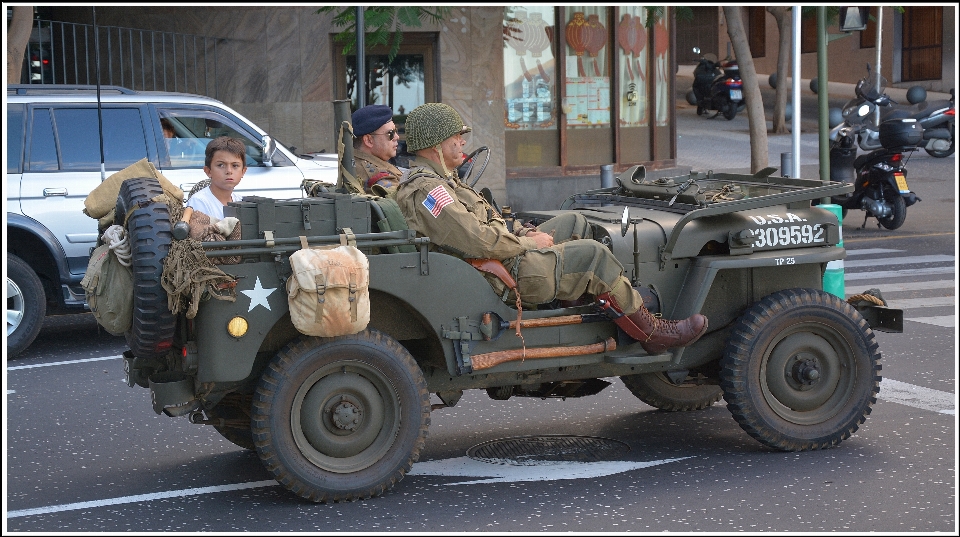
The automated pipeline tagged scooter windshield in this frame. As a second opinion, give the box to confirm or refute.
[855,73,888,102]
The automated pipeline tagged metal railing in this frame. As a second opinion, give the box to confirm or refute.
[23,19,224,99]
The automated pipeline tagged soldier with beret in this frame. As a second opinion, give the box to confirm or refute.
[351,104,404,196]
[394,102,708,355]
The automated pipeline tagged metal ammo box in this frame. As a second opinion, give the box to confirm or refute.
[226,192,371,242]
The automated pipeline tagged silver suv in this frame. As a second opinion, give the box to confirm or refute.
[5,84,338,357]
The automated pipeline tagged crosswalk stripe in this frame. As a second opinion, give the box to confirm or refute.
[907,316,955,328]
[879,378,955,414]
[844,266,956,280]
[843,254,954,268]
[846,280,956,294]
[885,296,955,309]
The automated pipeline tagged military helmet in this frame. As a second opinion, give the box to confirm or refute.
[404,103,472,152]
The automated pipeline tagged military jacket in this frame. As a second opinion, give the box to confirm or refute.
[395,156,537,260]
[354,149,403,195]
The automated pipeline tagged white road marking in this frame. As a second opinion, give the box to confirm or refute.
[843,254,954,268]
[906,316,955,328]
[846,280,956,294]
[880,379,955,414]
[844,267,955,280]
[407,456,691,485]
[885,296,955,309]
[844,248,904,256]
[6,355,121,371]
[7,390,15,395]
[6,480,279,519]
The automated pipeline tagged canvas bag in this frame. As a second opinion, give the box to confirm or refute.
[80,243,134,336]
[287,239,370,337]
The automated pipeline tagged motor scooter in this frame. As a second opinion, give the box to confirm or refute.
[829,117,922,230]
[689,47,745,120]
[841,65,955,157]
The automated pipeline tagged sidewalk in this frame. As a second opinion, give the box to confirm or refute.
[674,66,952,177]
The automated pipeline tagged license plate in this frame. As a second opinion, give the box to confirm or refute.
[730,89,742,100]
[894,172,909,192]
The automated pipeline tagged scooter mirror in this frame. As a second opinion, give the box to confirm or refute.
[693,47,700,54]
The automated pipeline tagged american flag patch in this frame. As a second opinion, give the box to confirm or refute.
[423,185,454,218]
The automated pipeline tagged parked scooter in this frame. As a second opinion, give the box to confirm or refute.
[829,117,922,230]
[840,65,955,157]
[688,47,745,120]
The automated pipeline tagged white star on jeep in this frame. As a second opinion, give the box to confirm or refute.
[241,276,277,312]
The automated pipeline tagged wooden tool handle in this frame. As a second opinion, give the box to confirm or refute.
[508,314,584,329]
[181,206,194,223]
[471,337,616,371]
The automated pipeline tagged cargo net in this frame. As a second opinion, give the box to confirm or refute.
[153,194,238,319]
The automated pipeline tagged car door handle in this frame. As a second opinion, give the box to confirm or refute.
[43,188,68,197]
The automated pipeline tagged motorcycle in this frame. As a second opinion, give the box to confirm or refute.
[828,117,922,230]
[688,47,745,120]
[840,65,955,157]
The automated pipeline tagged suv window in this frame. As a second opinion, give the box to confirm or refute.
[159,108,293,168]
[7,104,25,173]
[27,107,149,171]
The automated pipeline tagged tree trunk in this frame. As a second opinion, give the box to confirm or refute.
[7,6,34,84]
[768,7,791,134]
[723,6,768,173]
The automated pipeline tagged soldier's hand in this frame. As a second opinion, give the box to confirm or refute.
[527,231,554,249]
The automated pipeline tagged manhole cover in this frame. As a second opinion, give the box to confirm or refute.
[467,435,630,465]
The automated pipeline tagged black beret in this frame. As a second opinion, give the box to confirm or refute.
[352,105,393,137]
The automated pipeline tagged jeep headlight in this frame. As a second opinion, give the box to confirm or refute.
[227,316,249,338]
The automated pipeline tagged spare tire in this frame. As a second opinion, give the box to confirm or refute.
[115,177,176,359]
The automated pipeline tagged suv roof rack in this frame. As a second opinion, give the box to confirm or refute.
[7,84,138,96]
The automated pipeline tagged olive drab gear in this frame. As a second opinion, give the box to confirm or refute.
[354,149,403,196]
[404,103,472,153]
[394,156,643,313]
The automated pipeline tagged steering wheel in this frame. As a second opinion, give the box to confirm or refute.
[457,146,490,188]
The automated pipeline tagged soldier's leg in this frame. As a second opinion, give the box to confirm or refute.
[516,239,707,353]
[534,212,591,244]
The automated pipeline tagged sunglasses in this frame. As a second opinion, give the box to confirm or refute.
[369,129,397,141]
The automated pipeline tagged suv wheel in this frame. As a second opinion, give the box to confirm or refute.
[6,254,46,358]
[252,330,430,502]
[620,372,722,411]
[719,288,881,451]
[116,177,176,359]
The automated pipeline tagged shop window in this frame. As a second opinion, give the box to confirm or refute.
[503,6,559,167]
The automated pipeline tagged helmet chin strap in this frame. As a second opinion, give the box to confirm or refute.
[434,144,452,178]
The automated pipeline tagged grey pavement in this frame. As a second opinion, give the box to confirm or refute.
[674,66,954,177]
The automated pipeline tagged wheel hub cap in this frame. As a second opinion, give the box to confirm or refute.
[331,397,363,431]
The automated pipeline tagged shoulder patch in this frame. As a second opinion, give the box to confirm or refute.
[422,184,454,218]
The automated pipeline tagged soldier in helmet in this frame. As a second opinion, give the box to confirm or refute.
[352,104,404,196]
[395,103,708,354]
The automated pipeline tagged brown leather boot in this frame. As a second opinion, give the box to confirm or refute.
[597,293,708,354]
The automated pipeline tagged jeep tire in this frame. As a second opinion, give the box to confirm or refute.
[6,253,46,358]
[116,177,176,359]
[719,288,881,451]
[621,372,722,412]
[252,330,430,502]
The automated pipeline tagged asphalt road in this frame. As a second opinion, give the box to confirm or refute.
[5,95,956,533]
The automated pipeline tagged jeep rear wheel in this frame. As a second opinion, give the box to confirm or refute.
[252,330,430,502]
[116,177,176,359]
[620,372,722,411]
[719,288,881,451]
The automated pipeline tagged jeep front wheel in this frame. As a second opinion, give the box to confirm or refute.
[252,330,430,502]
[719,288,881,451]
[620,372,722,411]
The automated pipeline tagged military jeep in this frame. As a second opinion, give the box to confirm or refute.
[116,163,901,503]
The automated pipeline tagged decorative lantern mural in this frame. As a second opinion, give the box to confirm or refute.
[618,13,635,80]
[632,15,647,82]
[584,13,606,77]
[565,11,588,77]
[524,11,551,84]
